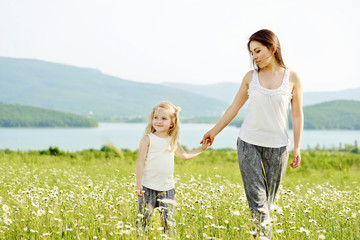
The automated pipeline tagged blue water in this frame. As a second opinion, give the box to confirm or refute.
[0,123,359,151]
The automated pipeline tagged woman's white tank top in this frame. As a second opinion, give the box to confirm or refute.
[238,68,292,148]
[142,133,175,191]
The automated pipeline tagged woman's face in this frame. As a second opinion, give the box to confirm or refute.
[249,41,273,68]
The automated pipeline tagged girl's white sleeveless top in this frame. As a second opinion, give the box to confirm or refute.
[239,68,292,148]
[142,133,175,191]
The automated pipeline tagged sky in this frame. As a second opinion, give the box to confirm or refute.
[1,0,360,92]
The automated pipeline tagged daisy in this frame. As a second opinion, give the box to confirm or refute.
[37,209,46,216]
[231,209,240,216]
[4,218,12,225]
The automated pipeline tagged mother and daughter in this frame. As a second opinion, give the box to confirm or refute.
[135,29,303,238]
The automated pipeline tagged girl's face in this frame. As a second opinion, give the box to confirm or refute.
[152,107,173,135]
[249,41,274,68]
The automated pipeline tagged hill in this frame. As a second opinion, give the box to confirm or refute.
[300,100,360,130]
[230,100,360,130]
[163,82,360,106]
[0,102,98,127]
[0,57,228,121]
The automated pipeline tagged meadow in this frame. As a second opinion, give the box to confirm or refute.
[0,147,359,239]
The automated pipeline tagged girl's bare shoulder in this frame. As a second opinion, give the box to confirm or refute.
[139,134,150,147]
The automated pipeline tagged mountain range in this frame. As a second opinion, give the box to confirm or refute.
[0,57,227,121]
[163,82,360,106]
[1,56,360,122]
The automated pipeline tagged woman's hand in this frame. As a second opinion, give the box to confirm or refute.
[200,130,215,147]
[290,148,301,168]
[136,185,143,197]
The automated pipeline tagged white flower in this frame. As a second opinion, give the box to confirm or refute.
[30,229,38,233]
[261,219,271,228]
[271,205,283,214]
[31,202,39,208]
[2,204,9,211]
[43,233,52,236]
[258,207,266,213]
[299,227,310,235]
[248,231,257,236]
[4,218,12,225]
[37,209,46,216]
[318,234,325,239]
[259,236,269,240]
[259,237,270,240]
[309,219,317,224]
[276,229,284,233]
[158,198,178,206]
[231,209,240,216]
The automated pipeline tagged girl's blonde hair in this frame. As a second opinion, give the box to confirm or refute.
[145,101,180,152]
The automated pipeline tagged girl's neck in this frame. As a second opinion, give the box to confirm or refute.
[153,131,170,138]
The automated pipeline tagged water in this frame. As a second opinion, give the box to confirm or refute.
[0,123,359,151]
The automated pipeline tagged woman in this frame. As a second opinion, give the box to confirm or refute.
[201,29,303,238]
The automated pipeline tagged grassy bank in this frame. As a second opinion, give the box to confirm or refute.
[0,148,359,239]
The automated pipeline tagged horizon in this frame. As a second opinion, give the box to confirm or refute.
[1,0,360,92]
[2,55,360,93]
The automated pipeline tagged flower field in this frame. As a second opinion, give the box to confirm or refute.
[0,148,359,239]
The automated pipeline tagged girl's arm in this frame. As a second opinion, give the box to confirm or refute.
[175,140,207,160]
[290,71,304,168]
[135,135,150,197]
[200,71,252,146]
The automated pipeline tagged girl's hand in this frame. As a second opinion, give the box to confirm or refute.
[290,148,301,168]
[136,185,143,197]
[200,141,208,151]
[200,130,215,146]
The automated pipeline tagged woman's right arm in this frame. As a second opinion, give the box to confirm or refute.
[136,135,150,197]
[201,71,252,146]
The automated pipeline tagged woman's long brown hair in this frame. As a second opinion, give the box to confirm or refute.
[248,29,286,71]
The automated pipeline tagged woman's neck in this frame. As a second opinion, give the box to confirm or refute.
[260,60,284,73]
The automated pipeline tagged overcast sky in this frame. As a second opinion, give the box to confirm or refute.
[1,0,360,92]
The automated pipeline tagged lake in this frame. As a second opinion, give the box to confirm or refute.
[0,123,359,152]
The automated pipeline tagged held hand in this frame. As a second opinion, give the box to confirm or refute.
[200,131,215,147]
[290,149,301,168]
[136,185,143,197]
[200,141,209,151]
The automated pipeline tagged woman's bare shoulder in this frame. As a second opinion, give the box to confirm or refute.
[289,69,301,83]
[243,70,253,84]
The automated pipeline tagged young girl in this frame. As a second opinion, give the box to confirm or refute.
[136,101,208,234]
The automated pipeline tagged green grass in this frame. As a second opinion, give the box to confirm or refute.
[0,149,359,239]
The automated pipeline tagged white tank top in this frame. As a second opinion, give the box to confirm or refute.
[239,68,292,148]
[142,133,175,191]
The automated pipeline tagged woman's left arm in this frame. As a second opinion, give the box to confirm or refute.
[290,71,304,168]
